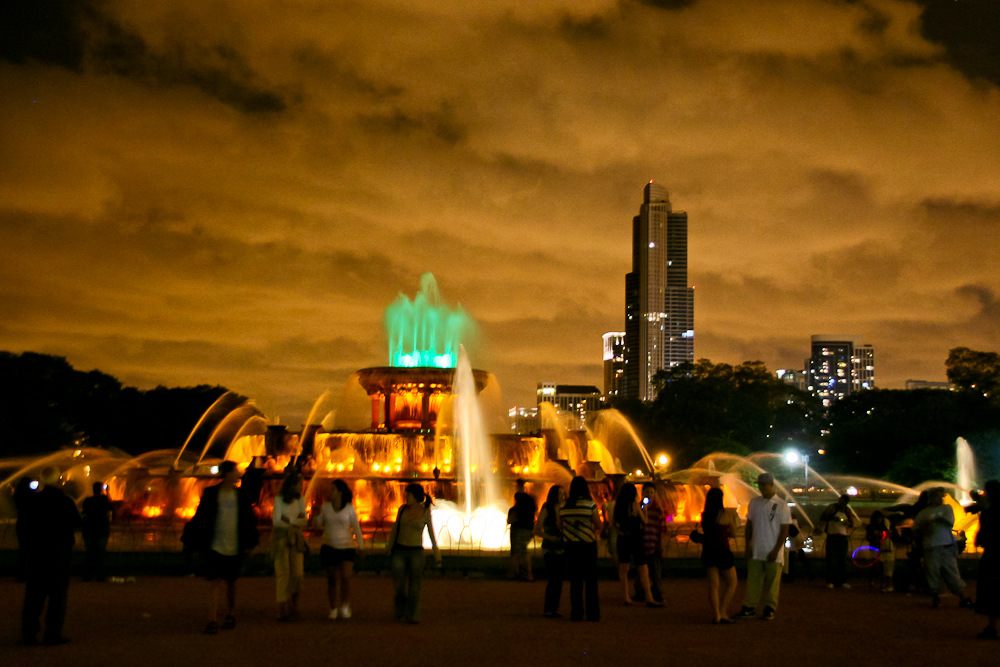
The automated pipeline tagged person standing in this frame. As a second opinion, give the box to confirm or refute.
[865,510,895,592]
[81,482,113,582]
[975,480,1000,640]
[184,460,260,634]
[534,484,566,617]
[387,483,441,623]
[821,494,854,589]
[271,471,306,621]
[20,467,81,646]
[635,482,666,604]
[738,473,791,621]
[13,476,35,583]
[507,479,537,581]
[315,478,364,620]
[914,487,973,609]
[558,476,602,622]
[699,487,740,624]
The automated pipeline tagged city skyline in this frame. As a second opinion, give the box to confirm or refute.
[1,1,998,423]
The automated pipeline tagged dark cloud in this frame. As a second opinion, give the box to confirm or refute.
[359,101,468,145]
[0,0,285,114]
[917,0,1000,87]
[0,0,91,70]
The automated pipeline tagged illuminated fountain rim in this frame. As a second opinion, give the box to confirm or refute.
[354,366,491,394]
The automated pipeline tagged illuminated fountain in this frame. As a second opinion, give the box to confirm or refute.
[0,272,988,558]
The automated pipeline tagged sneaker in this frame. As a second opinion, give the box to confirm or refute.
[221,615,236,630]
[826,583,834,589]
[203,621,220,635]
[328,608,338,620]
[882,586,894,593]
[762,607,775,621]
[340,603,352,619]
[960,597,975,609]
[932,596,941,609]
[840,583,851,590]
[738,606,756,619]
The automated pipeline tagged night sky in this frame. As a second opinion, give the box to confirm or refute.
[1,0,998,423]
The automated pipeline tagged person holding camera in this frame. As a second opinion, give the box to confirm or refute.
[821,494,855,589]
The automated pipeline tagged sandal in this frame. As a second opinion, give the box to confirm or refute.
[203,621,219,635]
[221,615,236,630]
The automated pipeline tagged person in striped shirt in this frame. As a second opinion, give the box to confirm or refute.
[558,476,602,621]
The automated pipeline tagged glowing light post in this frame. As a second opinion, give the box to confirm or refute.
[784,449,809,488]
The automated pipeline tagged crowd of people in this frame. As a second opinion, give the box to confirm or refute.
[11,464,1000,644]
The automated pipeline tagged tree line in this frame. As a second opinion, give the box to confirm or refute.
[610,347,1000,488]
[0,351,238,458]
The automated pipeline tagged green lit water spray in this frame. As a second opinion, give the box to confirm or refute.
[385,273,471,368]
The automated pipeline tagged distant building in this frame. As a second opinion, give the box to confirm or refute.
[508,406,540,434]
[905,380,955,391]
[776,368,808,392]
[808,335,875,407]
[537,382,603,428]
[603,332,626,397]
[622,182,694,401]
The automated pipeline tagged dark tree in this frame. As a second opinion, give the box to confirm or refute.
[0,351,237,457]
[611,359,822,469]
[947,346,1000,399]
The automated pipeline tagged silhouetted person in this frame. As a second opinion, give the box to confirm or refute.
[13,476,34,582]
[558,476,602,622]
[821,494,854,589]
[20,467,81,646]
[507,479,537,581]
[183,461,260,634]
[975,480,1000,640]
[81,482,113,581]
[534,484,566,617]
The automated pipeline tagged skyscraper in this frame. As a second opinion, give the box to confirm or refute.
[622,182,694,401]
[602,331,625,397]
[807,335,875,407]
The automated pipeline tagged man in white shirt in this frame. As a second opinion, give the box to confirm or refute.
[738,473,791,620]
[914,487,973,609]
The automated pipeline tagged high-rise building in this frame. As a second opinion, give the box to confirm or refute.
[602,332,626,397]
[807,335,875,407]
[622,182,694,401]
[537,382,603,428]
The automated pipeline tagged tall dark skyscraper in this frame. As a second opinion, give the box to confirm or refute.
[622,182,694,401]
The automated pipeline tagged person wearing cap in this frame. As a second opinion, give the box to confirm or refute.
[184,461,260,634]
[738,473,791,621]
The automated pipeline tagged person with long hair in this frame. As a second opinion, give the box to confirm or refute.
[272,470,306,621]
[699,487,740,624]
[558,476,602,621]
[534,484,566,617]
[613,483,639,604]
[387,483,441,623]
[314,479,364,620]
[976,480,1000,640]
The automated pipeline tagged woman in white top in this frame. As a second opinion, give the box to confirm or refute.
[314,479,364,619]
[271,471,307,621]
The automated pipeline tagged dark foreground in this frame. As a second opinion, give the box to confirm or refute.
[1,574,994,666]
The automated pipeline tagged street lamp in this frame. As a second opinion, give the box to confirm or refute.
[783,449,810,488]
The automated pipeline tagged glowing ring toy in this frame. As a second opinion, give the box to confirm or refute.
[852,545,880,568]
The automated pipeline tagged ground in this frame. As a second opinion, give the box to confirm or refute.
[1,573,995,666]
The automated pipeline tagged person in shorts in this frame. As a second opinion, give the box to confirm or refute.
[315,478,364,619]
[186,461,259,634]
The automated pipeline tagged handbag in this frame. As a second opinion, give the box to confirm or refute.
[689,529,704,544]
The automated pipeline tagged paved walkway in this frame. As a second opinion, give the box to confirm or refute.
[1,574,994,666]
